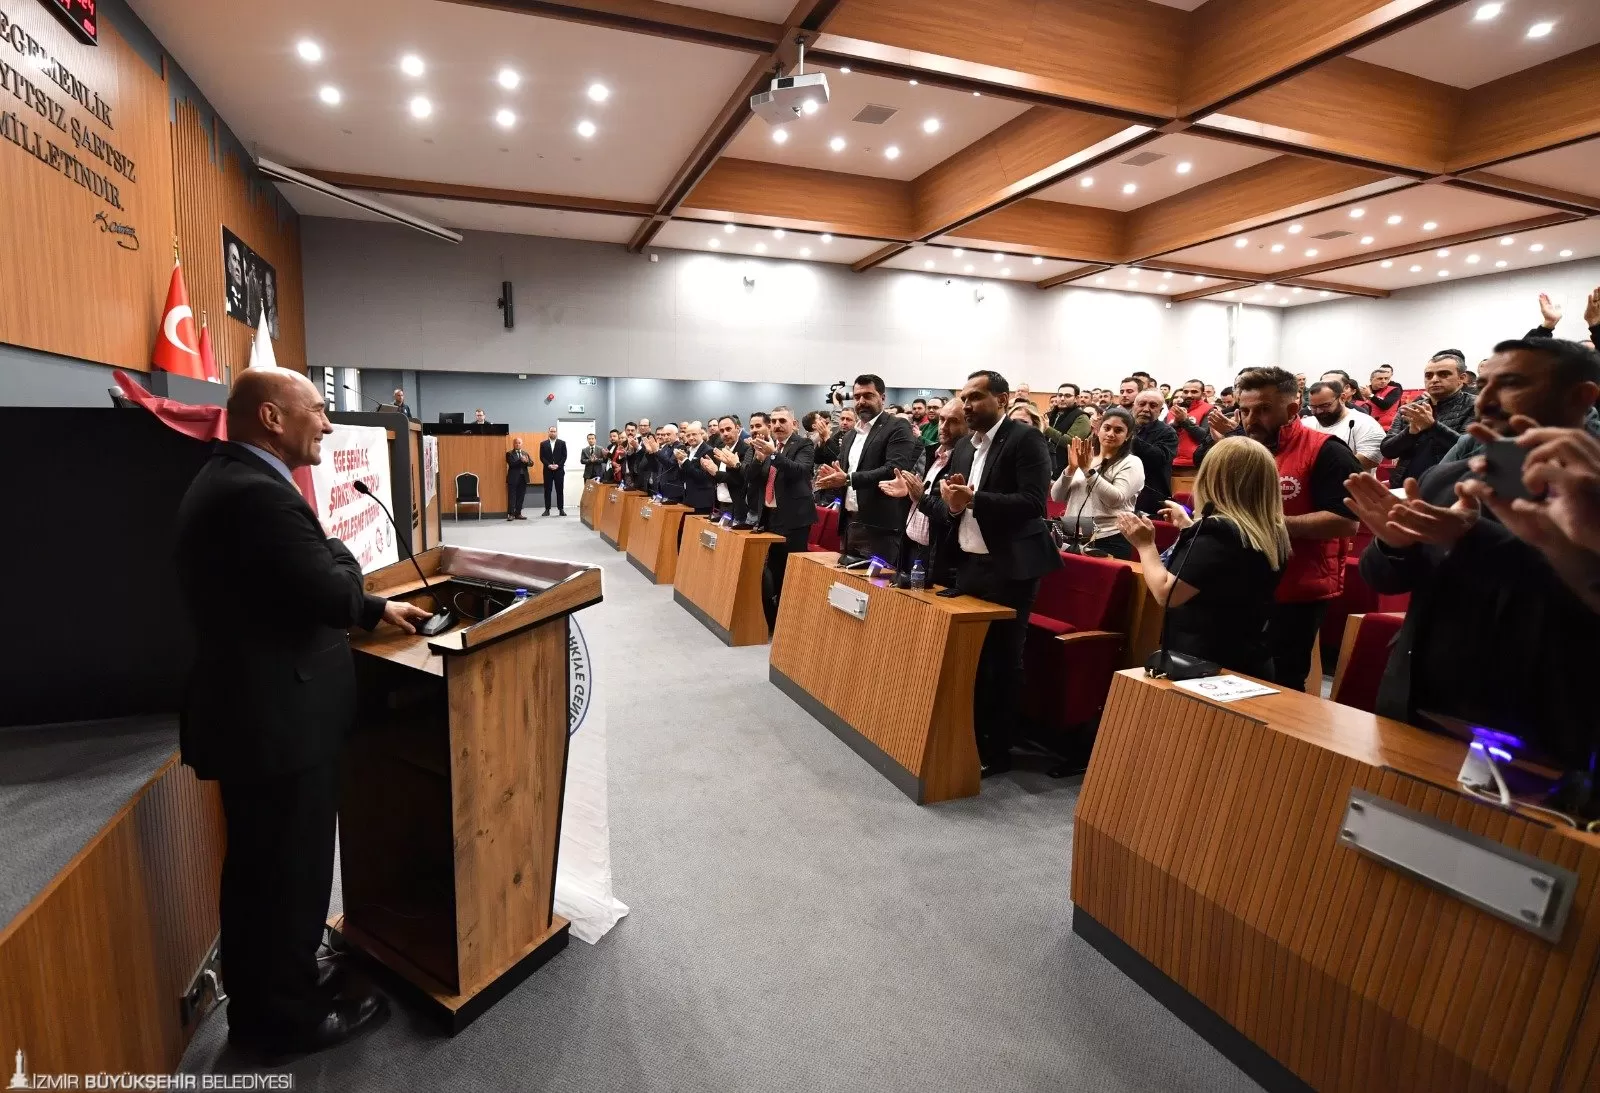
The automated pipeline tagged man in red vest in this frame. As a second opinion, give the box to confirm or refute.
[1164,378,1213,477]
[1233,367,1363,690]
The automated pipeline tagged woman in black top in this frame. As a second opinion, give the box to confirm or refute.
[1116,436,1290,679]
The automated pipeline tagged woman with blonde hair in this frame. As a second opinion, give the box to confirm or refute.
[1117,436,1290,678]
[1007,402,1042,429]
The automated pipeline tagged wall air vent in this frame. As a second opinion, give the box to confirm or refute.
[1312,229,1355,240]
[852,104,898,124]
[1120,151,1167,167]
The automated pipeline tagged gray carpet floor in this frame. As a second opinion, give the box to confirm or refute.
[180,514,1258,1092]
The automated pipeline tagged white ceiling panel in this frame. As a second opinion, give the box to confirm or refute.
[1491,138,1600,198]
[1035,133,1278,210]
[1353,0,1600,88]
[650,221,883,264]
[129,0,754,203]
[678,0,796,18]
[1163,184,1550,273]
[723,66,1030,180]
[1311,216,1600,291]
[278,184,641,241]
[878,246,1092,283]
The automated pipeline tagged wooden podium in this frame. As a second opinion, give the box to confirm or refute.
[580,481,613,529]
[337,544,602,1033]
[768,552,1013,804]
[1074,671,1600,1093]
[626,501,690,584]
[598,489,647,551]
[672,515,780,646]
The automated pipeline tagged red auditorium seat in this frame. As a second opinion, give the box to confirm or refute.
[815,505,841,552]
[1330,612,1405,714]
[1047,500,1067,519]
[1023,552,1133,737]
[1321,556,1410,668]
[809,505,829,550]
[1151,519,1179,552]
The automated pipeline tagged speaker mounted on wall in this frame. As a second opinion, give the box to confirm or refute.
[497,281,514,330]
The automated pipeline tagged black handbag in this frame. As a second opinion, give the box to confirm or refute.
[1144,648,1219,681]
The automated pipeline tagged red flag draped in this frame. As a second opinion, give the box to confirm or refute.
[197,321,220,382]
[151,260,205,380]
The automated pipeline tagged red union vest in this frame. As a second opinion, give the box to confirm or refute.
[1274,418,1346,603]
[1167,399,1211,468]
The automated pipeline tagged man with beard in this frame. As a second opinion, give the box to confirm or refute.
[1320,370,1375,417]
[813,374,920,561]
[1117,377,1139,411]
[1380,351,1477,486]
[702,416,750,518]
[1305,380,1384,468]
[1366,364,1406,429]
[1231,367,1361,690]
[709,412,768,525]
[1129,390,1179,514]
[881,400,970,586]
[1043,383,1093,477]
[1164,378,1213,480]
[1350,338,1600,770]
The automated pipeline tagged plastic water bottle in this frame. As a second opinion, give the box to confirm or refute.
[909,560,927,591]
[506,588,529,613]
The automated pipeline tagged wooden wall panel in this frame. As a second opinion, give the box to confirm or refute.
[0,1,174,369]
[680,158,914,239]
[947,198,1124,262]
[0,756,224,1075]
[171,98,306,378]
[439,434,513,516]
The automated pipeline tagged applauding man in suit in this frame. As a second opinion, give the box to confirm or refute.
[752,406,817,631]
[814,374,921,562]
[539,425,567,516]
[921,370,1062,776]
[679,421,717,515]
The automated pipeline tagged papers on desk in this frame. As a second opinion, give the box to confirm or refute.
[1173,675,1278,702]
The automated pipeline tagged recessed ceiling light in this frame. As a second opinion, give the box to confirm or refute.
[495,108,515,128]
[1032,256,1043,265]
[821,234,832,243]
[724,224,736,234]
[1305,248,1318,257]
[1320,291,1330,297]
[839,67,850,74]
[801,99,819,115]
[1288,224,1303,234]
[1127,279,1139,288]
[1001,268,1011,277]
[1224,291,1236,298]
[884,145,900,160]
[400,54,425,77]
[1349,208,1365,219]
[1096,276,1107,285]
[1271,243,1285,253]
[963,264,974,273]
[1157,284,1168,292]
[708,238,720,248]
[1438,269,1450,277]
[588,83,610,102]
[1176,161,1192,174]
[1194,276,1205,283]
[498,68,520,90]
[1234,237,1248,247]
[1466,254,1480,263]
[1501,236,1514,245]
[1292,287,1303,294]
[972,91,981,97]
[576,119,596,138]
[1560,248,1574,257]
[953,248,964,257]
[800,247,811,257]
[1162,271,1172,279]
[1530,243,1544,252]
[1474,3,1502,20]
[1262,282,1276,290]
[297,40,322,63]
[1409,264,1423,272]
[771,128,789,144]
[409,96,432,119]
[318,85,341,106]
[1381,260,1394,268]
[1495,259,1508,267]
[829,136,846,152]
[1526,21,1554,38]
[925,260,935,269]
[1387,214,1403,225]
[1122,182,1137,195]
[1280,298,1290,305]
[908,79,918,86]
[992,252,1004,262]
[1423,221,1438,230]
[922,117,940,134]
[1436,249,1450,257]
[773,229,785,239]
[1080,176,1094,188]
[754,243,766,253]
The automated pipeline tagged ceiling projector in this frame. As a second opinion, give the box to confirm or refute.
[751,38,829,124]
[751,71,830,124]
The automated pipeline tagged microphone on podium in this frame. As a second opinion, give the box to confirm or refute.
[351,479,455,637]
[341,384,391,411]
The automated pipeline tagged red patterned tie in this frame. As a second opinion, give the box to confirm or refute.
[765,463,777,508]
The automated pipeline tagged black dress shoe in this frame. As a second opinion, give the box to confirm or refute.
[558,510,567,516]
[229,990,387,1059]
[980,756,1014,778]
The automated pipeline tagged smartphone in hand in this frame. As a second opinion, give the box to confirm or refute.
[1479,437,1538,502]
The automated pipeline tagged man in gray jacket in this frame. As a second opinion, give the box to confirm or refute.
[1379,350,1476,486]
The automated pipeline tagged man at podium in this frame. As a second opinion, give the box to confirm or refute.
[174,370,430,1057]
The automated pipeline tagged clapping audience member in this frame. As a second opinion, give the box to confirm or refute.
[1367,365,1404,429]
[883,400,969,586]
[753,407,816,630]
[679,421,715,515]
[1320,370,1375,417]
[1306,381,1384,468]
[1530,289,1600,348]
[1043,384,1093,478]
[1165,379,1212,478]
[1130,390,1178,513]
[812,375,920,561]
[1379,351,1476,485]
[1349,337,1600,770]
[1117,437,1288,678]
[1050,408,1144,559]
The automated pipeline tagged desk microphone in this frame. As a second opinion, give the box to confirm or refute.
[1146,500,1218,681]
[1064,468,1107,557]
[341,384,392,411]
[351,480,455,637]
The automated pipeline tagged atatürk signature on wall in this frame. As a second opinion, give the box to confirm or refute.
[93,210,138,250]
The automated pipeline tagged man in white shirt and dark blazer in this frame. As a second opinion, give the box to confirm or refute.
[813,374,921,562]
[538,426,568,516]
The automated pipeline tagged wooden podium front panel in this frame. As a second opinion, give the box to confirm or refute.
[580,482,612,528]
[1072,671,1600,1093]
[672,516,780,646]
[627,502,689,584]
[768,552,1011,804]
[598,489,645,551]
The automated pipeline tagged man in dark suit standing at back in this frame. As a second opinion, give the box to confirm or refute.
[539,424,567,516]
[679,421,716,515]
[909,369,1062,777]
[751,406,816,631]
[814,375,920,562]
[174,369,430,1056]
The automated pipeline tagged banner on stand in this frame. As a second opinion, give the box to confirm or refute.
[308,424,399,573]
[422,435,439,507]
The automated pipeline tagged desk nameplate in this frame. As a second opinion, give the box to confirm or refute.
[700,530,718,549]
[827,582,869,620]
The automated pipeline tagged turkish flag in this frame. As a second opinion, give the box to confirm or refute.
[197,320,220,382]
[151,260,205,380]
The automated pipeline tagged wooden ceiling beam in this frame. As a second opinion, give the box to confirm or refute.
[626,0,843,252]
[1451,173,1600,217]
[677,158,914,239]
[435,0,782,52]
[1450,44,1600,171]
[298,171,657,217]
[1036,264,1114,290]
[944,199,1125,265]
[1171,279,1254,303]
